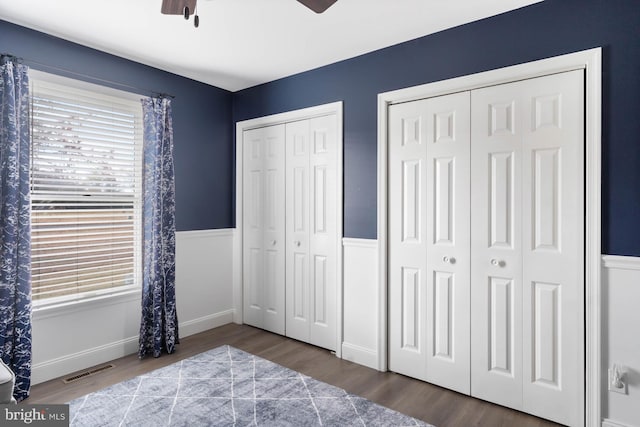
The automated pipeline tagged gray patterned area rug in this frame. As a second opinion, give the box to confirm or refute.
[69,345,432,426]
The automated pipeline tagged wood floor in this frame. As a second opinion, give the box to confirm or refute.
[26,324,561,427]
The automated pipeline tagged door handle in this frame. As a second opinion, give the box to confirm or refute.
[295,241,301,247]
[442,256,456,264]
[491,259,505,267]
[271,240,277,246]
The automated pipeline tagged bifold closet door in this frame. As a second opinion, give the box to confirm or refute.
[285,115,338,351]
[388,92,471,394]
[470,70,584,426]
[242,124,286,335]
[388,69,584,426]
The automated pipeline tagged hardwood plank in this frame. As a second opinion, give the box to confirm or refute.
[25,324,562,427]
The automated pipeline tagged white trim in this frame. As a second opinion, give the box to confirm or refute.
[377,48,602,426]
[341,343,379,370]
[176,228,235,240]
[377,93,389,372]
[179,309,235,337]
[602,419,636,427]
[602,255,640,271]
[33,290,140,320]
[585,48,603,427]
[342,237,378,249]
[29,68,145,102]
[232,223,243,325]
[235,101,344,356]
[235,102,344,130]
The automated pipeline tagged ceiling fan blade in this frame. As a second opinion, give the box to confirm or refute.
[161,0,197,15]
[297,0,338,14]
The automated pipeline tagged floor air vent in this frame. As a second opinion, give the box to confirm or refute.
[63,364,115,384]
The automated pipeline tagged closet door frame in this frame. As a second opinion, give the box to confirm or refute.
[234,101,344,357]
[377,48,601,426]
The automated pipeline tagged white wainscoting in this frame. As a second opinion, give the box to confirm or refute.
[174,229,235,337]
[31,229,236,385]
[341,238,380,370]
[602,255,640,427]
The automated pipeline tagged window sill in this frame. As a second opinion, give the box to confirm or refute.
[32,289,141,321]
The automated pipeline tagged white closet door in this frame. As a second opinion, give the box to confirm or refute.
[307,114,338,350]
[470,79,524,410]
[424,92,471,394]
[520,70,584,426]
[285,120,311,343]
[285,115,338,350]
[243,124,286,335]
[389,100,429,380]
[389,92,471,392]
[471,70,584,426]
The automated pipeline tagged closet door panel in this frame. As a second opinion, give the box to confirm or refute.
[424,92,471,394]
[389,92,471,388]
[243,125,286,334]
[285,120,311,342]
[520,70,584,426]
[285,115,338,351]
[470,81,523,410]
[244,142,263,326]
[470,71,584,424]
[389,101,429,381]
[308,114,338,350]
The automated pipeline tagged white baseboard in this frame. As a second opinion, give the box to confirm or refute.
[232,312,243,325]
[32,336,139,385]
[603,418,637,427]
[179,309,235,337]
[341,342,379,371]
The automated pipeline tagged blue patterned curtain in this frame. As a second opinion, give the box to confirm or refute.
[0,57,32,401]
[139,97,178,358]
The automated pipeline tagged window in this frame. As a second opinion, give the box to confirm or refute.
[29,71,143,306]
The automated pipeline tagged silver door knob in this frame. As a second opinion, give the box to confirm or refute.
[443,256,456,264]
[491,259,505,267]
[295,241,301,247]
[271,240,277,246]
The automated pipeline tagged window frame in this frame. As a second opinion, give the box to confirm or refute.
[29,69,144,310]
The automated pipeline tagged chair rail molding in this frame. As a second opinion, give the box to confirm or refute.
[602,254,640,271]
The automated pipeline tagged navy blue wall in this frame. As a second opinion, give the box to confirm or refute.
[233,0,640,256]
[0,20,233,231]
[3,0,639,255]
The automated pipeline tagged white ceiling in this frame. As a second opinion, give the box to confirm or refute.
[0,0,542,92]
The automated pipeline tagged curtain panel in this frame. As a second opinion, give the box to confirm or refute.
[0,57,32,401]
[139,97,178,358]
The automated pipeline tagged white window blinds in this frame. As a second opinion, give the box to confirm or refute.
[29,73,143,305]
